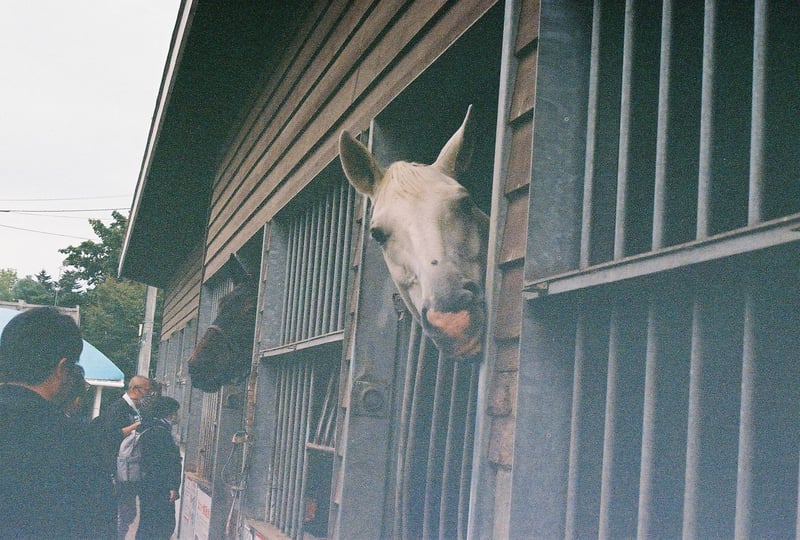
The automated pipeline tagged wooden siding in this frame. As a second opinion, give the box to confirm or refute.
[159,243,202,340]
[486,0,539,473]
[201,0,497,280]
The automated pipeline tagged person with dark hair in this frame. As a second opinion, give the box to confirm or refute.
[136,395,182,539]
[60,362,88,417]
[0,307,100,538]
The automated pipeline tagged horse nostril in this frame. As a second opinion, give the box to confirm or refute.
[462,281,481,298]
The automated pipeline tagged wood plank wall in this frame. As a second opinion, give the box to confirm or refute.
[160,243,203,340]
[202,0,497,281]
[487,0,539,475]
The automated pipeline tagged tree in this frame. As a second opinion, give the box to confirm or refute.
[80,277,148,377]
[12,274,55,306]
[0,269,17,301]
[59,211,128,287]
[57,211,162,380]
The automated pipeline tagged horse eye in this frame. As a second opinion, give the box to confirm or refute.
[370,227,389,245]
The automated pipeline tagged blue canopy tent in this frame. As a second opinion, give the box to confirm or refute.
[0,306,126,416]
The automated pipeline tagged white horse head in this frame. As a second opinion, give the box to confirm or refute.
[339,106,488,359]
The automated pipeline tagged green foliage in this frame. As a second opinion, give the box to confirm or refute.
[80,277,147,377]
[3,211,162,381]
[0,269,17,301]
[12,275,55,306]
[59,210,128,287]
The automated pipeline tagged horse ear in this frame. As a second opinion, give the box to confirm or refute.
[433,105,476,179]
[339,131,384,197]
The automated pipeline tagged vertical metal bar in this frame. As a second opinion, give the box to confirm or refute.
[402,335,429,538]
[285,363,302,533]
[581,0,603,267]
[337,185,355,329]
[683,298,704,537]
[423,350,451,538]
[439,361,462,539]
[286,222,300,344]
[290,362,311,538]
[394,322,421,539]
[300,209,314,341]
[271,364,284,523]
[329,183,346,333]
[696,0,716,238]
[280,221,294,342]
[279,364,297,529]
[565,311,587,537]
[320,187,334,335]
[748,0,767,225]
[613,0,636,259]
[598,306,620,539]
[266,365,284,520]
[735,293,756,538]
[636,302,658,538]
[457,362,478,539]
[652,0,673,250]
[308,204,322,340]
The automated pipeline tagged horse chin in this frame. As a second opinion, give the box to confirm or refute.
[425,306,485,360]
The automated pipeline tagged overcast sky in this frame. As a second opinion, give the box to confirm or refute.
[0,1,179,280]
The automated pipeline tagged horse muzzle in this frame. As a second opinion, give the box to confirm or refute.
[422,303,485,360]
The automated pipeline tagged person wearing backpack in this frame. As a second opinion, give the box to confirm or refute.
[136,395,182,540]
[91,375,154,538]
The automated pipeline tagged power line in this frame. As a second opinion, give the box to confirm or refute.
[0,194,130,202]
[0,222,92,240]
[0,207,127,213]
[6,211,106,220]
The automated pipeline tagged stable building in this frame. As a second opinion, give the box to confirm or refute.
[120,1,800,538]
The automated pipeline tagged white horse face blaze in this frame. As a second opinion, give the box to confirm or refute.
[339,107,488,359]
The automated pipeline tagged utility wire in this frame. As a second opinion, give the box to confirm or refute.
[7,211,106,220]
[0,207,127,213]
[0,222,91,240]
[0,195,130,202]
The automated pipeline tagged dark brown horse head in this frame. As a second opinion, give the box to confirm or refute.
[188,278,257,392]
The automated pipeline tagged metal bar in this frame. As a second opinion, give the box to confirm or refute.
[394,322,421,539]
[652,0,673,250]
[422,350,451,538]
[337,185,354,329]
[402,335,429,538]
[683,298,704,537]
[734,292,756,538]
[266,364,285,520]
[637,301,659,538]
[613,0,636,259]
[439,361,464,539]
[319,188,334,335]
[329,182,345,334]
[290,362,311,538]
[748,0,767,225]
[286,362,303,533]
[696,0,717,238]
[598,305,620,539]
[309,202,324,339]
[321,369,338,447]
[299,209,313,341]
[581,0,603,267]
[284,221,299,344]
[315,366,334,444]
[565,310,587,537]
[458,362,478,539]
[524,213,800,299]
[279,363,296,529]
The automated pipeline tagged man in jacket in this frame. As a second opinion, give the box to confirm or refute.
[0,307,101,538]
